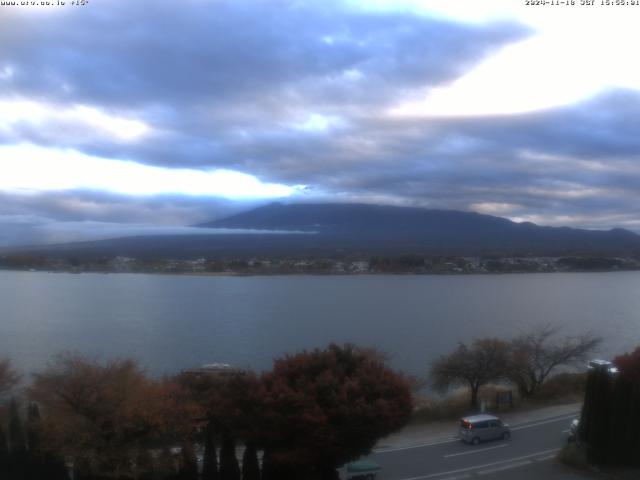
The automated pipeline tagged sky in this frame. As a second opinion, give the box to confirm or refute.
[2,0,640,246]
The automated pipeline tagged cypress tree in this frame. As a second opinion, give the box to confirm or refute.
[26,403,41,452]
[25,402,43,480]
[178,441,198,480]
[8,398,26,453]
[259,450,295,480]
[156,447,178,480]
[260,450,274,480]
[0,426,9,480]
[136,449,155,480]
[8,398,28,480]
[202,421,219,480]
[219,428,240,480]
[240,443,259,480]
[28,402,69,480]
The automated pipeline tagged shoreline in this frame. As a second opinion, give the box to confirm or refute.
[1,267,640,277]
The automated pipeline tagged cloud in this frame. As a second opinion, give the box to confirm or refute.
[1,0,639,245]
[0,143,302,198]
[0,215,311,247]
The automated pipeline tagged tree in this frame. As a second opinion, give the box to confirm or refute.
[258,344,413,479]
[507,325,601,399]
[0,426,9,479]
[0,359,20,399]
[24,402,68,480]
[178,369,261,480]
[202,421,219,480]
[8,398,26,454]
[580,363,614,465]
[178,441,198,480]
[431,338,511,409]
[29,353,173,479]
[219,428,240,480]
[241,443,259,480]
[608,347,640,465]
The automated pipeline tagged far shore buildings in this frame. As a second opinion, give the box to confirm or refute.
[181,362,246,378]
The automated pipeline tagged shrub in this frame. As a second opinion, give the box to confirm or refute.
[557,443,589,470]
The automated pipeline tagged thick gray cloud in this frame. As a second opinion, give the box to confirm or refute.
[2,0,639,245]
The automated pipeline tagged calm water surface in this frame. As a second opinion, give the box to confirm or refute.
[1,270,639,377]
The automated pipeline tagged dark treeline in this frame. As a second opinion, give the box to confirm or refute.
[580,347,640,466]
[0,345,413,480]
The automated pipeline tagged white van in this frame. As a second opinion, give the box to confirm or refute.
[459,414,511,445]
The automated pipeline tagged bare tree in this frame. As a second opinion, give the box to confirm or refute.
[0,359,21,399]
[507,324,601,399]
[431,338,511,409]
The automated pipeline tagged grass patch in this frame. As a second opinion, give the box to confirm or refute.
[558,443,590,470]
[411,373,586,423]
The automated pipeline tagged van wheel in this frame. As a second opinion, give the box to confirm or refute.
[472,437,480,445]
[503,431,511,440]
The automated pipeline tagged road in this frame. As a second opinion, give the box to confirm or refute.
[366,412,582,480]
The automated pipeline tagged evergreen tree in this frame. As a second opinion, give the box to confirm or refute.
[25,402,43,480]
[219,428,240,480]
[43,453,69,480]
[178,441,198,480]
[27,403,69,480]
[610,347,640,466]
[26,403,41,452]
[240,443,259,480]
[580,366,614,464]
[8,398,26,453]
[0,426,9,480]
[135,449,156,480]
[202,421,219,480]
[8,398,28,480]
[156,447,178,480]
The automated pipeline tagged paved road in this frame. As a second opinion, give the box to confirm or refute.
[366,412,581,480]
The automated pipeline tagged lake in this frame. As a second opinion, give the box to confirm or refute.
[1,270,638,379]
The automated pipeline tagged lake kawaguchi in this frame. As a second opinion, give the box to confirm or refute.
[1,270,639,379]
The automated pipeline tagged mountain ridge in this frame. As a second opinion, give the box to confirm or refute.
[4,203,640,259]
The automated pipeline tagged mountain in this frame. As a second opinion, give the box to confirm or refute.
[5,203,640,259]
[196,202,640,255]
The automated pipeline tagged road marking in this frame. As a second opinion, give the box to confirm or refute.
[478,460,531,475]
[561,429,570,433]
[396,448,561,480]
[375,438,459,453]
[510,413,578,431]
[535,454,557,461]
[443,443,508,458]
[439,475,471,480]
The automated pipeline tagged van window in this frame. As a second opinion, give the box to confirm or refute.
[475,421,489,429]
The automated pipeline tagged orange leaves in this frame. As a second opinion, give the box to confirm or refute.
[0,358,21,399]
[258,344,413,470]
[613,346,640,384]
[28,354,184,474]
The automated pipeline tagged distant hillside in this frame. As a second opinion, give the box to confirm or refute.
[5,203,640,259]
[197,203,640,255]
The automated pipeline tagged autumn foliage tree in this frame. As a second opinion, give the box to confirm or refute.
[29,354,184,479]
[257,344,413,480]
[431,338,511,409]
[0,359,20,399]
